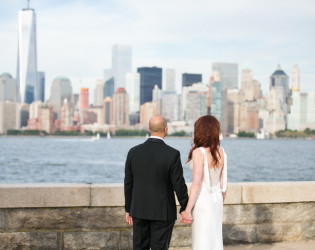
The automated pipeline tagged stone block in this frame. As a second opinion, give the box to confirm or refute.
[0,232,59,250]
[301,221,315,240]
[91,183,124,206]
[119,230,132,250]
[223,225,258,244]
[170,227,191,248]
[241,182,315,204]
[63,231,120,250]
[0,183,90,208]
[0,209,6,229]
[7,207,129,230]
[256,223,302,242]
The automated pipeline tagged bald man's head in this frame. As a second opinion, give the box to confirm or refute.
[149,116,167,134]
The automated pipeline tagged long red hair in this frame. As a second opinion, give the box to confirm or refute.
[187,115,221,167]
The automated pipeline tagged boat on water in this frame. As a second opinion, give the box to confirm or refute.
[91,133,100,141]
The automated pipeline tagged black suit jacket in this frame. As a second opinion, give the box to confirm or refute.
[124,138,188,221]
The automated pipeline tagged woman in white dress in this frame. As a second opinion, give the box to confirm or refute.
[180,115,227,250]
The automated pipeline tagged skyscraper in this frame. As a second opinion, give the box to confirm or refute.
[291,65,300,92]
[103,77,114,98]
[37,72,45,102]
[112,88,129,127]
[80,88,89,110]
[125,73,140,114]
[182,73,202,87]
[48,77,72,119]
[138,67,162,105]
[112,44,132,90]
[212,63,238,89]
[93,79,104,107]
[0,73,17,102]
[165,69,176,91]
[17,2,38,104]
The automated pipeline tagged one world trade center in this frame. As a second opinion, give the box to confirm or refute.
[17,1,38,104]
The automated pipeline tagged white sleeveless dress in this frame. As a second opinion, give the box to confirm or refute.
[190,147,227,250]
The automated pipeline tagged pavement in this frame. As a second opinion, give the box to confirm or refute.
[171,241,315,250]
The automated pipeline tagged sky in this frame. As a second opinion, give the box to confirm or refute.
[0,0,315,100]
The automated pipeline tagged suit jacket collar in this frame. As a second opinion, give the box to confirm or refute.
[146,138,165,144]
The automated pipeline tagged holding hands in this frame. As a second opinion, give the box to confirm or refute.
[180,210,193,224]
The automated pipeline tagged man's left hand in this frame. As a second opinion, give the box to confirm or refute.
[126,213,133,225]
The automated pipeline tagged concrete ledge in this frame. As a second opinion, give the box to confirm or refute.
[0,182,314,208]
[241,182,315,204]
[0,183,90,208]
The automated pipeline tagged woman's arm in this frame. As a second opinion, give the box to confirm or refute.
[220,148,227,202]
[181,149,204,223]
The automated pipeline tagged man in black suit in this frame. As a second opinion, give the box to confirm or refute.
[124,115,189,250]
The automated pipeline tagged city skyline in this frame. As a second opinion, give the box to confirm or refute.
[0,0,315,98]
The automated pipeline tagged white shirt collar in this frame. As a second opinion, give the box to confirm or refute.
[149,135,164,141]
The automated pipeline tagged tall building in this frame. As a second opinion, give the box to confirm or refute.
[103,77,114,98]
[291,65,300,92]
[125,73,140,114]
[138,67,162,105]
[112,44,132,90]
[140,102,158,124]
[60,99,74,131]
[288,92,315,130]
[37,72,45,102]
[162,92,181,122]
[17,3,38,104]
[165,69,176,91]
[152,85,162,115]
[80,88,89,110]
[185,91,208,123]
[0,101,19,134]
[182,83,208,120]
[48,77,72,119]
[102,97,113,125]
[270,65,290,115]
[212,62,238,89]
[0,73,17,102]
[182,73,202,87]
[112,88,129,127]
[241,69,261,101]
[238,101,259,133]
[93,79,104,107]
[211,81,224,127]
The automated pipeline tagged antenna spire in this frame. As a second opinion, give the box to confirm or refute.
[27,0,30,9]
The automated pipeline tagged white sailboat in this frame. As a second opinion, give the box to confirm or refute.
[107,131,111,139]
[91,132,100,141]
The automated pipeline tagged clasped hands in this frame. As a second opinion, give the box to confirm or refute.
[180,210,193,224]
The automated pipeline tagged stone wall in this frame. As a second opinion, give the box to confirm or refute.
[0,182,314,249]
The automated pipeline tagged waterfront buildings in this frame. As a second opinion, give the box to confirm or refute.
[185,91,208,124]
[112,88,129,127]
[165,69,176,92]
[112,44,132,90]
[80,88,89,110]
[48,77,72,119]
[60,99,74,131]
[0,73,17,102]
[182,73,202,87]
[138,67,162,105]
[241,69,261,101]
[93,80,104,107]
[17,4,38,104]
[212,62,238,89]
[27,102,54,133]
[125,73,140,114]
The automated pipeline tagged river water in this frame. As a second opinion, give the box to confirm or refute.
[0,137,314,183]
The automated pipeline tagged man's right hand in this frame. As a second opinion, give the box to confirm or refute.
[126,213,133,225]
